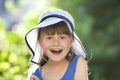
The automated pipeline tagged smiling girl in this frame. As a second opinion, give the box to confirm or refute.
[25,9,88,80]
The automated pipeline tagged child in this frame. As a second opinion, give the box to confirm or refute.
[25,9,88,80]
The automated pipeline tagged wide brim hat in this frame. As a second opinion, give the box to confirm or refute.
[25,9,87,63]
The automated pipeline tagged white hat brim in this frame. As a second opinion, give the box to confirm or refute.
[25,16,86,63]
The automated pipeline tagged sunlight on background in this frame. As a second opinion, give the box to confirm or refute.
[0,0,120,80]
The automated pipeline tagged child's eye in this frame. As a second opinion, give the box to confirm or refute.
[60,36,65,39]
[47,37,52,39]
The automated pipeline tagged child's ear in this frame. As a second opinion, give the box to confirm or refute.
[70,38,74,48]
[70,36,74,43]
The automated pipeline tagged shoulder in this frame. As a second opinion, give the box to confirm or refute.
[74,56,88,80]
[77,56,87,67]
[76,56,87,71]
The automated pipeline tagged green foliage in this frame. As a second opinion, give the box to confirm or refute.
[0,1,44,79]
[0,19,30,80]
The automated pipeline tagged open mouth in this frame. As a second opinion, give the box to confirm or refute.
[50,49,63,55]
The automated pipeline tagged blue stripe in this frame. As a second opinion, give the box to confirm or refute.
[39,14,74,32]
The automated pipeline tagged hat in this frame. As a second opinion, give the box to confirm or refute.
[25,9,87,63]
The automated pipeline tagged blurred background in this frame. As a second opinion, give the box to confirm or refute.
[0,0,120,80]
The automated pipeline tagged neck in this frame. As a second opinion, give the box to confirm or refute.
[43,58,68,70]
[42,58,69,80]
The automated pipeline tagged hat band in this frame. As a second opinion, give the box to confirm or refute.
[39,14,74,32]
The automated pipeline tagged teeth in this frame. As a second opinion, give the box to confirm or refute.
[50,49,62,52]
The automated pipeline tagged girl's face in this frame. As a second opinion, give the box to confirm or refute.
[39,32,73,62]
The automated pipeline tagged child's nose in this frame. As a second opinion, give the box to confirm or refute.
[53,38,59,46]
